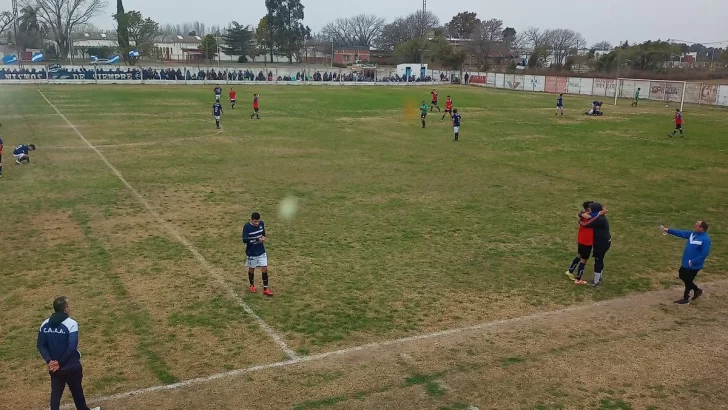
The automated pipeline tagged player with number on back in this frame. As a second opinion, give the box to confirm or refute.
[212,101,223,129]
[214,85,222,102]
[669,109,684,138]
[229,88,236,109]
[242,212,273,296]
[452,109,461,142]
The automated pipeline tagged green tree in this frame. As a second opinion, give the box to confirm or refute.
[115,0,130,52]
[256,16,275,62]
[221,22,254,62]
[265,0,311,63]
[199,34,217,63]
[444,12,480,39]
[126,12,158,47]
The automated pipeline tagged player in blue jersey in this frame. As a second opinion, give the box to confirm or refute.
[242,212,273,296]
[0,123,4,177]
[556,94,564,117]
[452,109,461,142]
[13,143,35,165]
[212,102,223,129]
[214,85,222,102]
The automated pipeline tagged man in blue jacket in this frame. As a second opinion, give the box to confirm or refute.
[662,220,712,304]
[37,296,100,410]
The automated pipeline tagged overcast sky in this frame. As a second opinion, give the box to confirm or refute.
[1,0,726,46]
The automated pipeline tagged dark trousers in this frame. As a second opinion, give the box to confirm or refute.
[50,365,90,410]
[678,267,701,300]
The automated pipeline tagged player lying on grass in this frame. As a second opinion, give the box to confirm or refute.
[584,101,603,116]
[566,201,597,284]
[14,143,35,164]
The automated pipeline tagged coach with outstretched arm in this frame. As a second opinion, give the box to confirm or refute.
[662,221,712,304]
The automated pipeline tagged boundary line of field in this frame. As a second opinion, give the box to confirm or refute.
[59,280,728,409]
[37,89,298,361]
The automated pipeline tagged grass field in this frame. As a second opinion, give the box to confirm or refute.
[1,84,727,410]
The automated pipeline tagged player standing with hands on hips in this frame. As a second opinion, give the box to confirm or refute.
[243,212,273,296]
[662,221,711,304]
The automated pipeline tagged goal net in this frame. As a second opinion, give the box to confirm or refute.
[614,78,687,111]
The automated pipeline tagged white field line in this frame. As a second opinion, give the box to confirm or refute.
[60,280,724,409]
[37,89,298,361]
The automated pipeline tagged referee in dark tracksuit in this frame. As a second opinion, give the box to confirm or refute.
[579,202,611,287]
[37,296,100,410]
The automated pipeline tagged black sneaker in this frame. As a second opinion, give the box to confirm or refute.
[674,299,690,305]
[591,281,601,288]
[692,289,703,300]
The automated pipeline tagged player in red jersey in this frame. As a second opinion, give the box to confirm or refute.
[565,201,596,285]
[229,88,237,109]
[441,96,453,121]
[669,109,684,138]
[430,89,441,112]
[250,94,260,119]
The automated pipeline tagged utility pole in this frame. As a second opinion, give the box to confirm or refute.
[11,0,22,67]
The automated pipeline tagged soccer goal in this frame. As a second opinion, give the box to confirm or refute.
[614,78,687,111]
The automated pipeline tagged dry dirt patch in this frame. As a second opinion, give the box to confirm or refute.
[31,211,84,246]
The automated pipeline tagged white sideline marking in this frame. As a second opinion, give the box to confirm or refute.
[59,282,713,409]
[37,89,298,360]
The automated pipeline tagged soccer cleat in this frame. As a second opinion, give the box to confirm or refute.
[263,288,273,297]
[565,271,575,281]
[692,289,703,300]
[16,159,22,165]
[590,281,601,288]
[574,280,588,285]
[90,407,101,410]
[674,298,689,305]
[249,285,256,293]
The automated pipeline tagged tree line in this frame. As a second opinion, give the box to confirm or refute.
[1,0,726,70]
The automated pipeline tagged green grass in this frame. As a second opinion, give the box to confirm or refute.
[1,84,727,407]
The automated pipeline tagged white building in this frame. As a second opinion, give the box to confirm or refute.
[69,32,119,59]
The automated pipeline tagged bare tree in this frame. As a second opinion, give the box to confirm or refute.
[470,18,503,66]
[547,28,585,65]
[522,26,551,51]
[592,41,612,50]
[1,11,13,39]
[376,17,409,51]
[29,0,107,59]
[322,14,385,48]
[405,9,438,38]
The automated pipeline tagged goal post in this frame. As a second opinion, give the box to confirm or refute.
[614,78,687,111]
